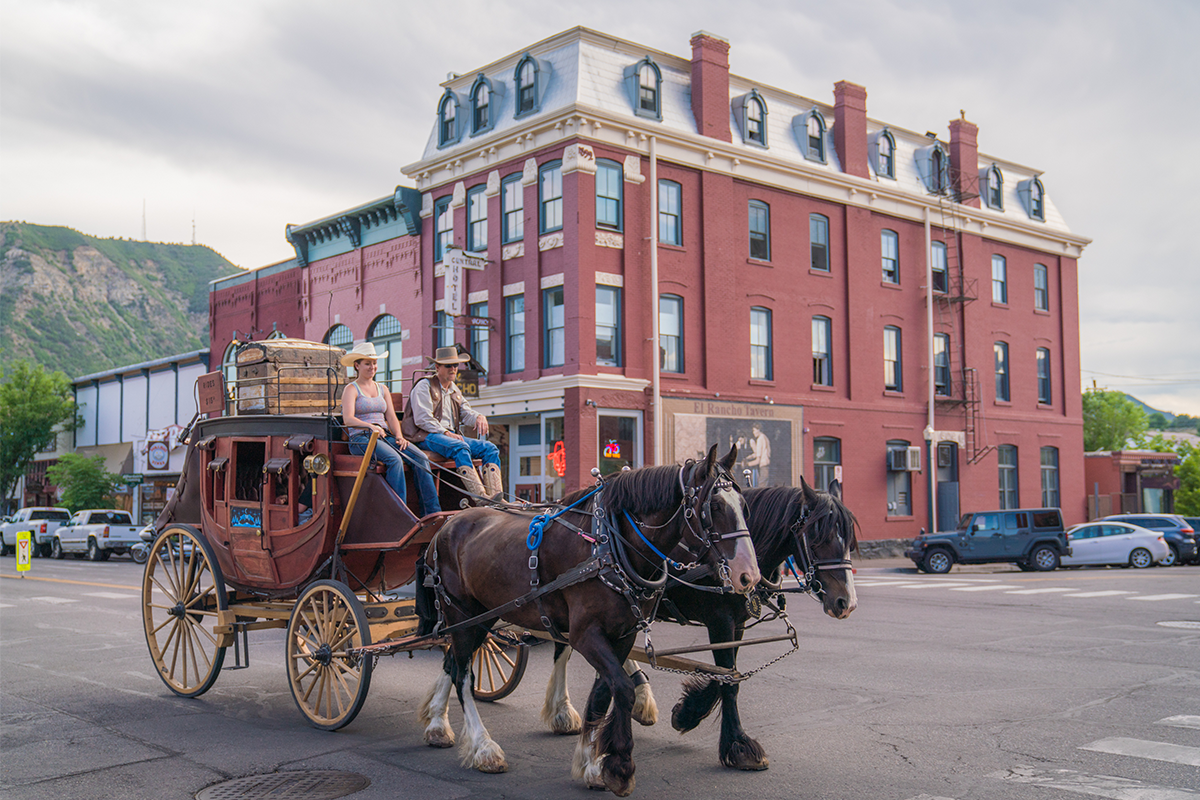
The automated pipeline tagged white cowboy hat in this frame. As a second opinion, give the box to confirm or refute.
[428,346,471,366]
[339,341,380,367]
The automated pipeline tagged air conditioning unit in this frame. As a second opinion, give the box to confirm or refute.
[888,447,922,472]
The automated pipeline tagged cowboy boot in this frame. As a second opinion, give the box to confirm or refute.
[481,462,507,504]
[454,465,486,507]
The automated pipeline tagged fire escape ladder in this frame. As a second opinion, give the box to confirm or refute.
[963,367,995,465]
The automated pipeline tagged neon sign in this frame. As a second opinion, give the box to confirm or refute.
[603,440,621,458]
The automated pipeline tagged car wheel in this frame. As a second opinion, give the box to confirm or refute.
[87,539,103,562]
[1016,561,1035,572]
[1157,546,1178,568]
[1030,545,1059,571]
[1130,548,1154,569]
[50,538,65,559]
[923,549,954,574]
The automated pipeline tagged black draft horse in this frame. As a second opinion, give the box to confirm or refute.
[540,477,858,771]
[416,445,760,796]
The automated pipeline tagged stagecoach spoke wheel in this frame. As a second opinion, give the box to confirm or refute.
[142,525,228,698]
[472,629,529,702]
[286,580,373,731]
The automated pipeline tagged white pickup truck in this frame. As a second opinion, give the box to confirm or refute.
[0,507,71,558]
[52,509,142,561]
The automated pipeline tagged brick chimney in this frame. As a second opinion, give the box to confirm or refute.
[949,115,980,208]
[833,81,868,178]
[690,31,731,142]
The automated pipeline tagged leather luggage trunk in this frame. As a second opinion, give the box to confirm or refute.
[235,340,345,415]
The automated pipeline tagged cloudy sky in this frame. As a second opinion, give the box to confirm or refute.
[3,0,1197,414]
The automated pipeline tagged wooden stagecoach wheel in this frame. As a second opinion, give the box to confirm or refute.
[472,628,529,702]
[286,580,373,731]
[141,524,228,698]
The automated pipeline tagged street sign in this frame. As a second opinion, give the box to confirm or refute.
[123,473,144,485]
[16,531,31,572]
[445,247,487,271]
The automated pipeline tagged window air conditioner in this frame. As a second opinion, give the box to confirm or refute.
[888,447,922,472]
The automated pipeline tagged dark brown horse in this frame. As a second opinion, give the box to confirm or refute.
[540,477,858,771]
[416,445,759,796]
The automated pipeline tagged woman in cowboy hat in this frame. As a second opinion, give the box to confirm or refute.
[341,342,441,515]
[400,346,504,504]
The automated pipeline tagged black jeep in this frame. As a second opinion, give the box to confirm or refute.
[905,508,1070,573]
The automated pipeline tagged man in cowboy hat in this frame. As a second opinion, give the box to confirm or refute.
[401,345,504,504]
[341,342,441,515]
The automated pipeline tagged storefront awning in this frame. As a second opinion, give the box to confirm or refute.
[75,443,134,476]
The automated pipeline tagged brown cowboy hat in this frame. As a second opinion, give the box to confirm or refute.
[428,346,471,366]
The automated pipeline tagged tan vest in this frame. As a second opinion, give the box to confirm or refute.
[400,378,464,443]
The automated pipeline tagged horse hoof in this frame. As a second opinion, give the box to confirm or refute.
[605,775,635,797]
[476,759,508,774]
[424,729,455,748]
[549,708,583,735]
[734,757,769,771]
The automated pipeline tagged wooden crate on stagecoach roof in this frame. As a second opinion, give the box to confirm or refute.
[235,339,346,415]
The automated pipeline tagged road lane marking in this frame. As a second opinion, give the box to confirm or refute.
[995,765,1200,799]
[949,585,1019,592]
[0,602,13,608]
[84,592,139,600]
[1080,737,1200,767]
[0,573,139,591]
[30,596,78,604]
[894,583,975,589]
[1157,621,1200,630]
[1129,594,1199,602]
[1005,588,1074,594]
[1063,590,1136,598]
[1158,715,1200,730]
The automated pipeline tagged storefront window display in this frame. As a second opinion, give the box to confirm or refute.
[598,414,637,476]
[140,479,177,525]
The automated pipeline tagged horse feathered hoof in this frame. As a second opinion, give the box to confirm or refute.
[424,727,454,748]
[632,683,658,726]
[604,770,635,797]
[721,735,769,770]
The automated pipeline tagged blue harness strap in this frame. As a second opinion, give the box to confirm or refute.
[527,487,599,550]
[625,510,689,571]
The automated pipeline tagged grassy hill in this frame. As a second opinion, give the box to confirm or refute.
[0,222,242,378]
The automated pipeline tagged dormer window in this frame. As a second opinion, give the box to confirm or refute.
[985,164,1004,210]
[735,90,769,148]
[917,141,950,194]
[438,91,461,147]
[876,129,896,179]
[515,55,542,117]
[805,110,826,162]
[1018,175,1047,221]
[623,57,662,120]
[467,74,503,137]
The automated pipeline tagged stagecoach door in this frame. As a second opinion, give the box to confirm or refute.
[222,438,278,583]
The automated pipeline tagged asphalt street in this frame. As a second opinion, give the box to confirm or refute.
[2,555,1198,800]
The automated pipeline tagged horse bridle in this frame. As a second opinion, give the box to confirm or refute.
[786,505,853,598]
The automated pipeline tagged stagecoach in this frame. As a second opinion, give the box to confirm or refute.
[140,339,527,730]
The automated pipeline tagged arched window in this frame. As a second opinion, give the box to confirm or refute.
[805,110,826,162]
[470,76,491,135]
[1029,176,1045,220]
[877,129,896,179]
[931,148,945,193]
[438,91,460,147]
[222,340,239,393]
[737,90,768,147]
[324,324,353,350]
[624,57,662,120]
[986,164,1004,210]
[515,55,541,117]
[368,314,404,390]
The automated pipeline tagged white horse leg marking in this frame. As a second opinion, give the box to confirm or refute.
[541,645,582,734]
[419,671,455,748]
[571,725,606,789]
[458,670,507,773]
[626,659,658,727]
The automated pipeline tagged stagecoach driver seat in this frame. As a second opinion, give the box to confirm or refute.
[341,342,442,515]
[400,346,505,505]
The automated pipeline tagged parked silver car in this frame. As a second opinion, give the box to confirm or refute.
[1061,521,1169,569]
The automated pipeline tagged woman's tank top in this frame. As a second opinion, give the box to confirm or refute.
[353,385,387,432]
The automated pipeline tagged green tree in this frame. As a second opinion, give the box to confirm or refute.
[44,453,121,512]
[0,360,79,510]
[1146,412,1169,429]
[1141,435,1200,516]
[1168,413,1198,433]
[1082,389,1148,451]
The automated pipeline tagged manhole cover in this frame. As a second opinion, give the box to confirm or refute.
[197,770,370,800]
[1157,620,1200,630]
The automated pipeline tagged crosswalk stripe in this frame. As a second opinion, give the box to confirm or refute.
[1063,590,1136,598]
[949,585,1019,592]
[1080,737,1200,767]
[84,592,138,600]
[895,583,975,589]
[1128,594,1199,601]
[1158,715,1200,730]
[996,765,1200,799]
[1005,587,1074,594]
[30,596,78,604]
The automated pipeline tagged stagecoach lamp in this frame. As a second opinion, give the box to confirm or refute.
[303,453,331,476]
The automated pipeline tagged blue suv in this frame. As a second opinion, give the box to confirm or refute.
[905,508,1070,573]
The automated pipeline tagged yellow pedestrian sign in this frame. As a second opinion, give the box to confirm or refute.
[16,530,32,573]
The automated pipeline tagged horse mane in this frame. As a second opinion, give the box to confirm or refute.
[744,484,859,559]
[594,464,684,516]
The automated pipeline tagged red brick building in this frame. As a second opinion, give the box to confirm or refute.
[210,27,1090,545]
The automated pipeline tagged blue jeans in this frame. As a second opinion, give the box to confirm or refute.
[349,433,442,515]
[418,432,501,470]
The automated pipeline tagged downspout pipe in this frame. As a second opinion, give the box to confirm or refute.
[650,136,661,466]
[924,207,937,532]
